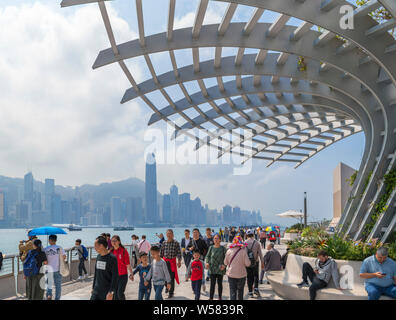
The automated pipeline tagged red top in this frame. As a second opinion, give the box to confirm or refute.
[269,231,277,241]
[190,260,203,281]
[112,247,130,275]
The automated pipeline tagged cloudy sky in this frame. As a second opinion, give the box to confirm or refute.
[0,0,364,225]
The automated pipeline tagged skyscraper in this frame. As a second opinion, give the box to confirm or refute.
[33,191,42,211]
[233,206,241,225]
[179,193,191,224]
[16,201,30,222]
[191,197,202,225]
[170,184,179,224]
[145,153,158,223]
[24,172,34,202]
[162,194,171,223]
[223,205,232,224]
[61,200,71,223]
[71,197,82,224]
[126,196,143,225]
[51,194,62,223]
[111,196,122,225]
[0,190,6,221]
[45,179,55,212]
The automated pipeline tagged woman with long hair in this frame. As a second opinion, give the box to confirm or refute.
[24,239,47,300]
[109,235,133,300]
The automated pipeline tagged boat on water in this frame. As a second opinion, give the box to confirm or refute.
[52,224,83,231]
[113,226,135,231]
[68,224,82,231]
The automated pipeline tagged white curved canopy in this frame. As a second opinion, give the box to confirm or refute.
[60,0,396,243]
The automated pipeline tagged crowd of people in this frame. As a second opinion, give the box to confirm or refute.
[17,226,283,301]
[16,225,395,301]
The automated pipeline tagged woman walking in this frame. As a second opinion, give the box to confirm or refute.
[205,234,227,300]
[24,239,47,300]
[223,236,250,300]
[110,235,133,300]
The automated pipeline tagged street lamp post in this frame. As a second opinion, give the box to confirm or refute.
[304,192,307,228]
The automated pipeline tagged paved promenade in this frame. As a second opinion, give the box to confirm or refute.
[62,244,286,300]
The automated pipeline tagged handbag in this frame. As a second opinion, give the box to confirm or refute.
[59,248,70,277]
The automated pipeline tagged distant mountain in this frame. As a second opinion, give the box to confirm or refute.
[0,175,162,208]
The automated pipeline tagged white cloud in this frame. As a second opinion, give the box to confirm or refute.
[174,8,223,30]
[0,2,149,185]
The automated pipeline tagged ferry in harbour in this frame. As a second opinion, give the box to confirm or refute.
[52,224,83,231]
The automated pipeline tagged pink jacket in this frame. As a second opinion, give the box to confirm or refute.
[224,246,251,279]
[137,239,151,254]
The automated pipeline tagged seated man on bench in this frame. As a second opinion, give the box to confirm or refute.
[297,250,342,300]
[360,246,396,300]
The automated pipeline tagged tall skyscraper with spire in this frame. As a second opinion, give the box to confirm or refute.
[145,153,158,223]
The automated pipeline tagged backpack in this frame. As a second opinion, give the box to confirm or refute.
[247,241,258,268]
[23,250,39,277]
[81,245,89,260]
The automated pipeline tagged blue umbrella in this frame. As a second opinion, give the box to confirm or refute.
[28,226,67,236]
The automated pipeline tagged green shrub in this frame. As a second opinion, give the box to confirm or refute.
[289,225,396,261]
[346,171,357,186]
[285,223,304,233]
[301,226,328,239]
[363,169,396,238]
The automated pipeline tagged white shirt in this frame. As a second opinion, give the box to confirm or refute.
[131,240,139,252]
[184,238,190,248]
[45,245,65,272]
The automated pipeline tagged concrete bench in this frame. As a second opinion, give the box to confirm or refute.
[282,233,300,241]
[267,253,393,300]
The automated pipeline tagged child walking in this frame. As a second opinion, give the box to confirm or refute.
[144,246,171,300]
[132,253,152,300]
[187,249,204,300]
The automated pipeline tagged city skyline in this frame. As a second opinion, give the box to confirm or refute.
[0,163,263,228]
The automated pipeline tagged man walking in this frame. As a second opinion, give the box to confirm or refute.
[245,229,264,297]
[181,229,193,280]
[203,228,214,282]
[190,228,208,292]
[44,235,66,300]
[131,235,139,267]
[160,229,182,299]
[91,236,118,300]
[259,228,266,249]
[72,239,88,280]
[224,227,229,243]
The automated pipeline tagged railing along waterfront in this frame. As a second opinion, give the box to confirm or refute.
[0,243,141,300]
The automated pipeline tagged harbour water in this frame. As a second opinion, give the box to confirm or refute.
[0,227,220,255]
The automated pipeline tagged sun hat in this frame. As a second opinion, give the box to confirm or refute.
[246,229,254,235]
